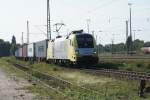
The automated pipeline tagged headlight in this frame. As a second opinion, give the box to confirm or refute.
[93,49,97,54]
[75,50,79,54]
[93,51,97,54]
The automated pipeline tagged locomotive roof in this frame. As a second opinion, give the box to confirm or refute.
[49,32,93,43]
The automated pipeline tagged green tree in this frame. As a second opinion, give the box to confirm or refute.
[133,39,144,51]
[113,43,125,53]
[10,35,17,55]
[144,42,150,47]
[0,39,4,43]
[0,39,11,57]
[126,36,133,53]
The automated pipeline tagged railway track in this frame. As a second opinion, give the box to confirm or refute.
[79,67,150,97]
[7,60,104,99]
[99,56,150,60]
[8,60,150,97]
[81,68,150,82]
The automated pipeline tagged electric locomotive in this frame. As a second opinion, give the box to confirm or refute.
[47,30,98,65]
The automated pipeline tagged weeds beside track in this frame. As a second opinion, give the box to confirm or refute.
[7,60,105,100]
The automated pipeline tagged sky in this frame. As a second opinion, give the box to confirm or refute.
[0,0,149,45]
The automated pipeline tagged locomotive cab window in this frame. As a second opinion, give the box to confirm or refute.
[76,34,94,48]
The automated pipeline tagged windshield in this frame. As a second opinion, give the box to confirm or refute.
[76,34,94,48]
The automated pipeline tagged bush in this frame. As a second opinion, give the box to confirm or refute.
[53,67,58,71]
[146,64,150,69]
[136,63,143,68]
[126,67,133,71]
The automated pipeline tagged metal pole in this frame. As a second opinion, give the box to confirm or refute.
[47,0,51,40]
[126,20,128,42]
[128,3,132,53]
[92,31,94,38]
[126,20,129,54]
[129,5,132,37]
[87,19,90,33]
[22,32,24,45]
[27,20,29,44]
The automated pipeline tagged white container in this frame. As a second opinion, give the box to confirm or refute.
[28,43,35,57]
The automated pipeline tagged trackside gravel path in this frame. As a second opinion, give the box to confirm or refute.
[0,68,35,100]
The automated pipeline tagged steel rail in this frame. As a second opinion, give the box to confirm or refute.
[99,56,150,60]
[8,61,103,98]
[10,63,70,100]
[81,68,150,82]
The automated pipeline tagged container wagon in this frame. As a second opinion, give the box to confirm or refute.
[35,39,48,62]
[22,44,28,60]
[15,49,19,58]
[18,47,23,59]
[141,47,150,54]
[28,43,35,61]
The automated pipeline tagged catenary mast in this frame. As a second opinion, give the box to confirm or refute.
[47,0,51,40]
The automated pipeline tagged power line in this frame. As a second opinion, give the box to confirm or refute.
[88,0,120,14]
[34,25,47,36]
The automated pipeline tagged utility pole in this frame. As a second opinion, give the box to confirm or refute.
[128,3,133,53]
[126,20,129,54]
[54,23,65,36]
[96,34,98,45]
[92,30,95,38]
[47,0,51,40]
[126,20,128,41]
[87,19,90,33]
[27,20,29,44]
[111,34,115,55]
[22,32,24,45]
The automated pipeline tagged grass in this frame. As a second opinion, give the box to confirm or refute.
[1,57,150,100]
[96,58,150,73]
[0,58,68,100]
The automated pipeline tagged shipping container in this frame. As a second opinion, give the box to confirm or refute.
[35,39,48,58]
[28,43,35,57]
[141,47,150,54]
[22,44,28,58]
[15,49,19,57]
[19,47,22,57]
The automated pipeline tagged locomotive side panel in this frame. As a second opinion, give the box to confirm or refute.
[47,41,54,60]
[67,36,77,62]
[53,39,69,59]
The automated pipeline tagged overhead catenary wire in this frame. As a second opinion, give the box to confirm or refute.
[87,0,121,14]
[34,25,47,36]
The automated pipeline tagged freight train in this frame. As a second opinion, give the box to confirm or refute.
[15,30,98,65]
